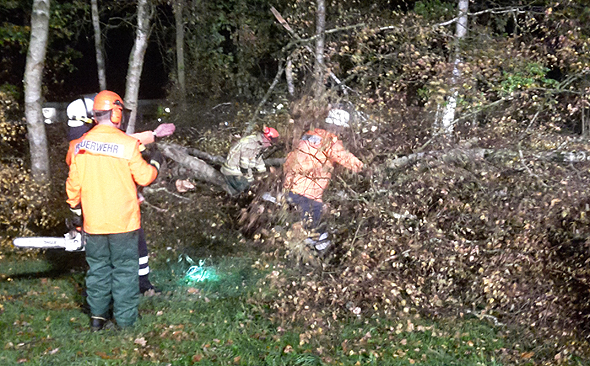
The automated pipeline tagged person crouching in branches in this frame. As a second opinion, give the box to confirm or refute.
[283,106,363,251]
[221,126,280,194]
[65,95,175,297]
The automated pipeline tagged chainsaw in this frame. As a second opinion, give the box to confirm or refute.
[12,230,85,252]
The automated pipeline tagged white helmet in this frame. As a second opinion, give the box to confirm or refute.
[67,98,94,127]
[325,108,350,128]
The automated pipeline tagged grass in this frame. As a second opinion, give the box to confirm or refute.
[0,245,535,366]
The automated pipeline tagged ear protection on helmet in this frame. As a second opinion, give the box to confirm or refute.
[111,100,124,124]
[93,90,129,129]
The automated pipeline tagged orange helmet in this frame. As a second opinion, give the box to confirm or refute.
[263,126,279,142]
[93,90,125,124]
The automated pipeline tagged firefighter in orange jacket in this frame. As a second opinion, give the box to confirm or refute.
[283,108,363,249]
[66,90,161,330]
[65,96,175,296]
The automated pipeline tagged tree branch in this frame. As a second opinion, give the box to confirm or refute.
[186,147,226,166]
[386,145,590,172]
[380,6,530,31]
[157,142,237,195]
[143,186,191,202]
[246,61,285,133]
[270,6,351,94]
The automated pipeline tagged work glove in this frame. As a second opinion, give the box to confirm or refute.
[140,144,151,161]
[149,150,164,172]
[67,205,83,231]
[153,123,176,138]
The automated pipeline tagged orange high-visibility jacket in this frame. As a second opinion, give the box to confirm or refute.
[66,124,158,234]
[66,130,154,166]
[283,128,363,202]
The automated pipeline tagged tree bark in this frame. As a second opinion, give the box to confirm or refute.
[313,0,326,99]
[157,142,285,195]
[125,0,152,134]
[158,142,237,195]
[270,6,348,95]
[185,147,226,166]
[91,0,107,91]
[286,57,295,96]
[384,146,590,171]
[437,0,468,136]
[183,146,284,167]
[24,0,51,183]
[386,147,490,170]
[173,0,186,109]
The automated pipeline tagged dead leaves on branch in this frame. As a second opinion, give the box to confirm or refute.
[0,92,59,250]
[249,135,590,360]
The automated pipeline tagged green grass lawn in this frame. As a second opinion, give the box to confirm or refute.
[0,249,540,365]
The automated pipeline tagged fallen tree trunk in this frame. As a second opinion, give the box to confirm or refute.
[181,143,284,167]
[386,146,590,171]
[264,157,286,166]
[157,142,237,195]
[163,138,590,190]
[540,149,590,163]
[185,147,226,166]
[386,148,494,170]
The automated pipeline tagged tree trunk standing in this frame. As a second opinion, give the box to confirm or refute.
[91,0,107,91]
[124,0,152,134]
[313,0,326,99]
[173,0,186,109]
[286,57,295,96]
[437,0,468,136]
[24,0,51,183]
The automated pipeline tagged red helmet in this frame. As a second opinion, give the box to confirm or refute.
[263,126,279,141]
[93,90,124,124]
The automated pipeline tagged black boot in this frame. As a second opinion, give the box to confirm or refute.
[90,315,108,332]
[140,276,154,293]
[140,275,162,296]
[141,285,162,297]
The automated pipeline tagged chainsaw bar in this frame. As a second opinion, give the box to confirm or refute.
[12,231,85,252]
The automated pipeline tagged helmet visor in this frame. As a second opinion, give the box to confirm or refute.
[119,108,132,131]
